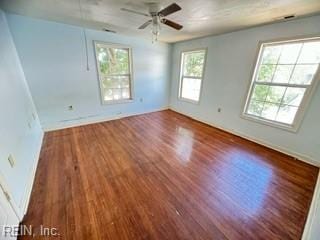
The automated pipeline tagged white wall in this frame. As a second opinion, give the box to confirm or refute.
[5,13,171,130]
[0,10,43,218]
[303,175,320,240]
[169,15,320,166]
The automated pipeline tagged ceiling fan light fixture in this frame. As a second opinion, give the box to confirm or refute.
[151,16,161,37]
[151,23,160,42]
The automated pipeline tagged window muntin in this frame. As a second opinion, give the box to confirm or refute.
[94,42,133,103]
[244,38,320,129]
[179,49,206,102]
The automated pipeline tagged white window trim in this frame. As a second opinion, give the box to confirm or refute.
[242,36,320,132]
[93,41,134,105]
[178,48,207,104]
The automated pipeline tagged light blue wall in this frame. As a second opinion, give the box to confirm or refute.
[0,10,43,218]
[6,13,172,130]
[169,15,320,165]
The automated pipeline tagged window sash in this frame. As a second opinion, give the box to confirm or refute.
[181,75,203,79]
[103,73,131,77]
[245,83,308,120]
[180,76,202,102]
[101,74,132,102]
[250,81,310,88]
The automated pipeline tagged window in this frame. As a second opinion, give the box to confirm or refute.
[244,37,320,131]
[94,42,133,104]
[179,49,206,103]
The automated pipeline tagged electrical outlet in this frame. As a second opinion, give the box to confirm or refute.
[8,154,15,168]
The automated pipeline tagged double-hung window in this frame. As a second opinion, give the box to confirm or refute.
[179,49,206,103]
[94,42,133,104]
[243,37,320,131]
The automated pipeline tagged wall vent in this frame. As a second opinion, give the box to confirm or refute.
[283,15,296,20]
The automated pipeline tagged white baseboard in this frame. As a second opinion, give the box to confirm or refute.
[302,174,320,240]
[20,129,44,218]
[169,107,319,167]
[43,107,169,132]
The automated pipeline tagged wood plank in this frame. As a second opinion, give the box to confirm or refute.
[19,110,318,240]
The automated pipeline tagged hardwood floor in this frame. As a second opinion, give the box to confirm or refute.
[20,110,318,240]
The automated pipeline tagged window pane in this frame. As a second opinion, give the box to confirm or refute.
[278,43,302,64]
[102,76,120,89]
[276,105,298,124]
[257,64,276,82]
[97,45,129,75]
[113,89,122,100]
[247,100,263,116]
[104,89,113,101]
[122,88,130,99]
[251,84,269,101]
[272,65,294,83]
[289,64,318,85]
[261,45,281,64]
[298,42,320,64]
[183,51,205,77]
[266,86,286,103]
[261,103,279,121]
[282,87,305,106]
[121,77,130,88]
[181,77,201,101]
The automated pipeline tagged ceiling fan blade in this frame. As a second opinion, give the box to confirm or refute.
[138,20,152,29]
[158,3,181,17]
[120,8,150,17]
[161,18,183,30]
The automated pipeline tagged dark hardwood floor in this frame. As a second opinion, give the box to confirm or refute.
[20,110,318,240]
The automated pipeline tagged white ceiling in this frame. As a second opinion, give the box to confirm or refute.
[1,0,320,43]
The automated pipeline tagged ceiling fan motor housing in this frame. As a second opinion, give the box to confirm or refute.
[147,2,161,16]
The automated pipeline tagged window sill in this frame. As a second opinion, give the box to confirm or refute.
[102,99,134,105]
[241,113,299,133]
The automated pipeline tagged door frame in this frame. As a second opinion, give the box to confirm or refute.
[0,173,22,220]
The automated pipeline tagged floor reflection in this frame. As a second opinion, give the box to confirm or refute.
[205,148,273,216]
[175,126,195,165]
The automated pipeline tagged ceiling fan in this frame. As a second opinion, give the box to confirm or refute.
[121,2,183,41]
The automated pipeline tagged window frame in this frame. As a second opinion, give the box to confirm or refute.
[178,48,207,104]
[242,36,320,132]
[94,41,134,105]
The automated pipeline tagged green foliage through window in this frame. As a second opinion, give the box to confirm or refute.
[97,46,129,75]
[245,38,320,126]
[95,43,132,102]
[183,51,205,77]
